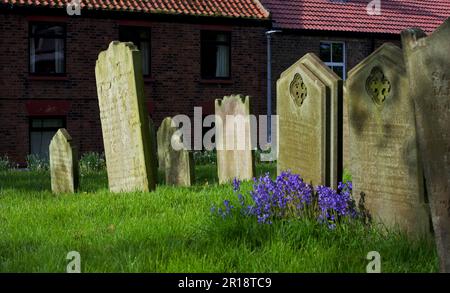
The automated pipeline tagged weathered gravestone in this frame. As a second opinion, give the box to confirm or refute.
[95,41,157,193]
[49,128,79,194]
[157,117,174,172]
[157,117,195,186]
[215,95,255,184]
[347,43,430,235]
[402,19,450,272]
[148,116,158,184]
[277,53,342,188]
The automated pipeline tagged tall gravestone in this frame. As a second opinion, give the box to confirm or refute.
[215,95,255,184]
[49,128,79,194]
[347,43,430,235]
[277,53,342,187]
[95,41,157,193]
[402,19,450,272]
[157,117,195,186]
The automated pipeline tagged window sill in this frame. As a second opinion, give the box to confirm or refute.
[200,79,233,85]
[28,75,69,81]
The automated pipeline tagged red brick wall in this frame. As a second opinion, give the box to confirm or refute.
[0,10,402,166]
[0,11,268,164]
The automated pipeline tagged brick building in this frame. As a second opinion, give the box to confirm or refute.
[0,0,449,165]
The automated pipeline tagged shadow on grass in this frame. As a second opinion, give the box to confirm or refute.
[0,171,51,192]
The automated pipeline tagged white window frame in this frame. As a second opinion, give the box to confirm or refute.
[320,41,347,80]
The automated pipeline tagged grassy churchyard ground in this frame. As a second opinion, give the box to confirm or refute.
[0,161,438,272]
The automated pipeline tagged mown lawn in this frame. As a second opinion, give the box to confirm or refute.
[0,164,438,272]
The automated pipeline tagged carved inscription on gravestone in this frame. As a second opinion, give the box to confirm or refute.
[347,43,430,235]
[277,53,343,187]
[95,41,156,192]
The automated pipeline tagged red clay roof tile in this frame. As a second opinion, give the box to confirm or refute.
[260,0,450,34]
[2,0,270,20]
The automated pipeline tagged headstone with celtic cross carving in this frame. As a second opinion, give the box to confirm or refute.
[402,18,450,272]
[277,53,342,187]
[346,43,430,235]
[95,41,157,193]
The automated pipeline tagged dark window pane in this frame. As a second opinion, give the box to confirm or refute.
[31,119,44,128]
[119,27,151,76]
[332,43,344,63]
[319,43,331,62]
[30,23,65,74]
[201,31,231,79]
[30,118,65,159]
[332,66,344,79]
[30,131,55,159]
[42,119,64,128]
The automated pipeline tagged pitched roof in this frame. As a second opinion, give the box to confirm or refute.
[260,0,450,34]
[2,0,270,20]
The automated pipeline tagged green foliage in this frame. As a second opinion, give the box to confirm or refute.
[26,154,49,172]
[193,150,217,165]
[343,168,352,183]
[193,148,277,166]
[0,154,14,171]
[79,152,106,176]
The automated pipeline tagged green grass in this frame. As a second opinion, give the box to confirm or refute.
[0,164,438,272]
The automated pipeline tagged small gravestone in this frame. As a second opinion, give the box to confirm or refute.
[157,117,175,172]
[215,95,255,184]
[347,43,430,235]
[165,132,195,186]
[95,41,157,193]
[49,128,79,194]
[402,18,450,272]
[158,117,195,186]
[148,116,158,183]
[277,54,342,187]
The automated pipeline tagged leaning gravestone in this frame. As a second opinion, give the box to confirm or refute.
[215,95,255,184]
[49,128,79,194]
[402,19,450,272]
[277,53,342,187]
[347,43,430,235]
[95,41,157,192]
[157,117,195,186]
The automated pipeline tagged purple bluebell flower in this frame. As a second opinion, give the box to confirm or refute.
[232,178,241,193]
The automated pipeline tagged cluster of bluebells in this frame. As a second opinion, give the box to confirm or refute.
[247,171,313,224]
[212,171,357,229]
[316,181,357,229]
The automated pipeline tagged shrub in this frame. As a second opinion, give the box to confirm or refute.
[212,171,358,229]
[0,154,14,171]
[79,152,106,175]
[26,154,49,172]
[193,150,217,165]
